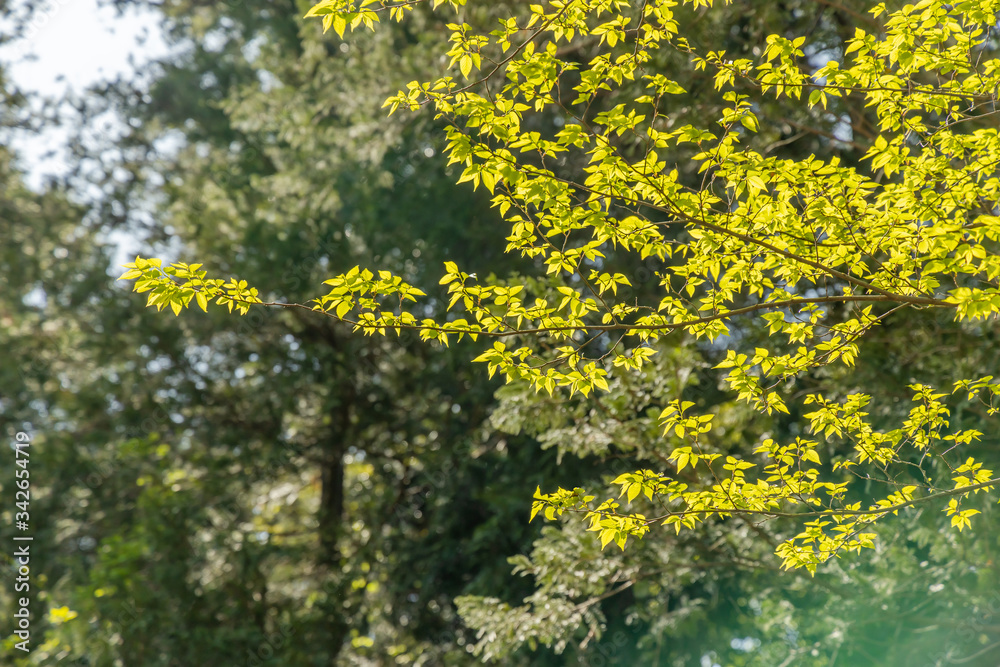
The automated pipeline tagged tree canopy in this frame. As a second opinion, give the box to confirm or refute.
[126,0,1000,572]
[7,0,1000,664]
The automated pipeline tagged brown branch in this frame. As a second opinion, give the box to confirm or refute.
[251,292,943,339]
[641,476,1000,522]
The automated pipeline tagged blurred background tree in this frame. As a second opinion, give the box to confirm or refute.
[1,0,999,665]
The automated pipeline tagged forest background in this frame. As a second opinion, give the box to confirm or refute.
[2,0,1000,665]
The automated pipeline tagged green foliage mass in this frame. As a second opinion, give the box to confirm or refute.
[129,0,1000,568]
[1,4,571,664]
[6,0,1000,665]
[118,0,1000,662]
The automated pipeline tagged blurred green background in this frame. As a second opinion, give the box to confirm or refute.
[2,0,999,664]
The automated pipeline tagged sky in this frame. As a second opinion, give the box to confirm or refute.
[0,0,170,189]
